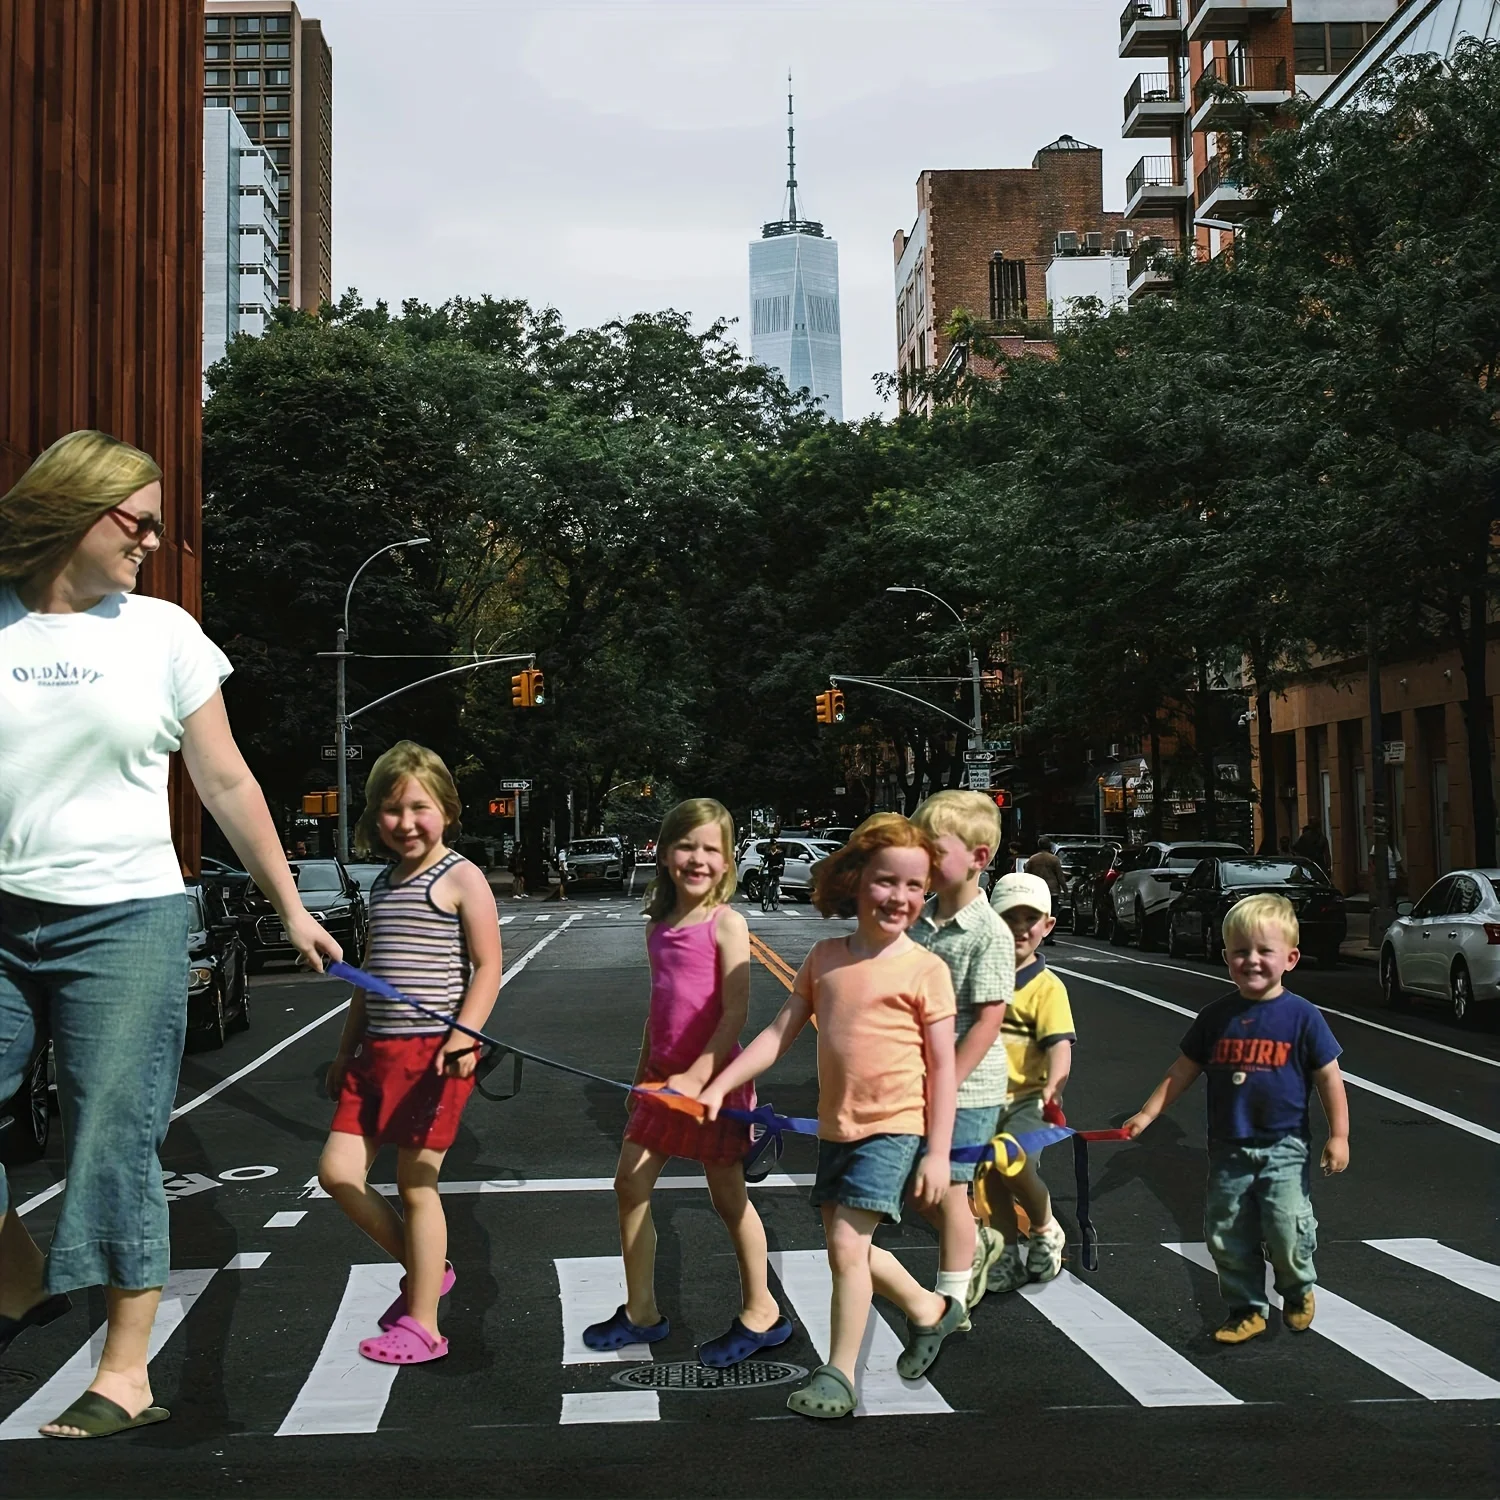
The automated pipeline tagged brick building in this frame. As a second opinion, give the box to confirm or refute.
[892,136,1175,410]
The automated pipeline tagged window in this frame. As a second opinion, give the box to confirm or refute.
[264,120,290,138]
[263,95,289,112]
[271,146,290,164]
[235,16,261,33]
[266,68,290,85]
[989,255,1027,323]
[235,69,260,85]
[1327,22,1367,69]
[205,95,229,108]
[752,295,791,336]
[235,42,260,58]
[205,69,230,86]
[1447,876,1483,915]
[265,42,291,58]
[206,43,230,59]
[264,14,292,32]
[278,253,290,272]
[205,17,229,34]
[234,96,258,113]
[1293,21,1379,74]
[1411,875,1455,919]
[1292,23,1327,72]
[806,294,840,335]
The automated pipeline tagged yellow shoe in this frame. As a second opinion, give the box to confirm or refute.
[1283,1291,1315,1332]
[1213,1311,1267,1345]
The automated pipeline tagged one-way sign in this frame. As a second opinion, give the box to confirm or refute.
[499,778,532,790]
[963,750,1002,766]
[322,745,363,761]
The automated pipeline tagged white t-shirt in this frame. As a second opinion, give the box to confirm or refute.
[0,588,232,904]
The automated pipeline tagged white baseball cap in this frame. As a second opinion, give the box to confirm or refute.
[990,871,1053,917]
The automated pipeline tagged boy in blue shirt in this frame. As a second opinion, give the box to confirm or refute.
[1124,893,1350,1345]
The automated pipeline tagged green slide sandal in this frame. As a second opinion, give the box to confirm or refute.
[897,1294,967,1380]
[41,1391,170,1440]
[786,1363,857,1419]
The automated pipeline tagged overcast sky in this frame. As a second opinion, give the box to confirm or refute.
[315,0,1150,419]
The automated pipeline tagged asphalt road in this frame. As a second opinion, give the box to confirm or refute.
[2,894,1497,1498]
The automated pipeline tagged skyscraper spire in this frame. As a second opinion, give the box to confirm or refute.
[785,70,798,226]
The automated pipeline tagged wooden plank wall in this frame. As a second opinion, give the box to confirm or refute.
[1,0,208,869]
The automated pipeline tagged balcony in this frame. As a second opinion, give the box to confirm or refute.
[1119,0,1184,58]
[1196,157,1257,223]
[1125,155,1189,219]
[1191,53,1292,130]
[1126,237,1180,298]
[1186,0,1288,44]
[1124,72,1188,137]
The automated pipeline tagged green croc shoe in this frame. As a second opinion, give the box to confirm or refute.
[786,1363,857,1419]
[41,1391,170,1440]
[897,1294,967,1381]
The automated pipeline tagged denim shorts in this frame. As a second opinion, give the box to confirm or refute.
[951,1104,1003,1182]
[810,1133,922,1222]
[0,892,188,1292]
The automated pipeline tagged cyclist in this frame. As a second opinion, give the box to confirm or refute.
[761,838,787,911]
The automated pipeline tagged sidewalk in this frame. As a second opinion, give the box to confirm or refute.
[1340,909,1379,966]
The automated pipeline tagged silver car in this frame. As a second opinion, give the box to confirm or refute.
[1109,840,1248,950]
[1381,869,1500,1024]
[563,837,627,891]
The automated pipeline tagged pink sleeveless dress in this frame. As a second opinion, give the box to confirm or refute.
[623,905,755,1165]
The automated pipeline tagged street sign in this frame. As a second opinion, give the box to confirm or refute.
[963,750,1003,766]
[1382,740,1406,765]
[499,778,532,790]
[321,745,363,761]
[967,767,992,790]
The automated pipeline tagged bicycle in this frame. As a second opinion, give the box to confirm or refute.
[760,872,782,912]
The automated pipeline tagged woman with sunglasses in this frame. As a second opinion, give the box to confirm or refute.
[0,430,342,1438]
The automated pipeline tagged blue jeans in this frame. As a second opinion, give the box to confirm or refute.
[0,892,188,1291]
[1204,1136,1317,1317]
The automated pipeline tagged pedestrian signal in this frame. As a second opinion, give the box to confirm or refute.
[511,667,545,708]
[991,789,1010,810]
[488,796,516,817]
[302,790,339,816]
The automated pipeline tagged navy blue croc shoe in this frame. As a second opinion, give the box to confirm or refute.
[582,1305,671,1352]
[698,1314,794,1369]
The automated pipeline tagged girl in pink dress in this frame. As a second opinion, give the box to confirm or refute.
[583,798,791,1368]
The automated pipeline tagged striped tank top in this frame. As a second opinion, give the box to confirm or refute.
[361,850,471,1036]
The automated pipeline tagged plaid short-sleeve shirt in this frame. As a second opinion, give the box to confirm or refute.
[911,893,1016,1108]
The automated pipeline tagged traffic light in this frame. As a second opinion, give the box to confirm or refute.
[511,667,545,708]
[301,790,339,816]
[991,789,1010,810]
[830,688,845,723]
[488,796,516,817]
[815,689,847,725]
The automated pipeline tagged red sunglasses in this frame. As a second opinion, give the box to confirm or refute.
[106,506,166,542]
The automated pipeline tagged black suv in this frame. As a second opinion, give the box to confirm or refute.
[187,880,251,1048]
[239,859,366,972]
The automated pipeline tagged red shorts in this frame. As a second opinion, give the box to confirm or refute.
[330,1033,476,1151]
[623,1063,754,1166]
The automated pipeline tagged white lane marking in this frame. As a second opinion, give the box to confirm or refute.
[276,1263,405,1435]
[225,1251,271,1270]
[265,1210,307,1228]
[1051,966,1500,1147]
[300,1171,814,1199]
[500,913,579,981]
[1365,1239,1500,1303]
[1165,1242,1500,1401]
[556,1257,655,1366]
[1018,1271,1240,1407]
[533,914,552,923]
[1056,945,1500,1069]
[560,1390,659,1424]
[0,1268,217,1440]
[769,1249,951,1416]
[499,915,516,926]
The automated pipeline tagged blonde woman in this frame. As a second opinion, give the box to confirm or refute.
[0,432,341,1438]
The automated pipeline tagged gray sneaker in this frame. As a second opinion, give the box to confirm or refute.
[1026,1218,1067,1283]
[967,1225,1005,1311]
[986,1241,1029,1295]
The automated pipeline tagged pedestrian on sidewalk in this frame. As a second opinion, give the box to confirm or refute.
[1124,893,1349,1345]
[319,741,501,1366]
[1025,839,1065,946]
[700,814,964,1420]
[508,840,526,899]
[583,799,790,1369]
[0,431,341,1439]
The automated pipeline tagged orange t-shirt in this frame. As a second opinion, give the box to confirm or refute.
[793,936,957,1142]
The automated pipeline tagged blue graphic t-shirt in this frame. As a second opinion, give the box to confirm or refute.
[1179,989,1342,1144]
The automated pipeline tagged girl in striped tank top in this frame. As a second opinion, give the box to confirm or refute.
[318,741,501,1367]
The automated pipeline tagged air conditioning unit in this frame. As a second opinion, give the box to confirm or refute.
[1054,230,1080,256]
[1109,742,1121,758]
[1084,231,1104,254]
[1112,229,1134,256]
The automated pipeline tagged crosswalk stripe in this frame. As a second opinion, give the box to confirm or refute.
[275,1263,404,1435]
[556,1257,655,1366]
[533,915,552,923]
[1018,1271,1240,1407]
[1165,1242,1500,1400]
[1365,1239,1500,1304]
[499,915,516,926]
[768,1249,951,1416]
[560,1390,659,1423]
[0,1267,217,1440]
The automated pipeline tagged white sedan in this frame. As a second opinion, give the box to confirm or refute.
[1380,869,1500,1023]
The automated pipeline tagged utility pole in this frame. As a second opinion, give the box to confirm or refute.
[335,625,348,860]
[968,645,984,752]
[1367,622,1395,946]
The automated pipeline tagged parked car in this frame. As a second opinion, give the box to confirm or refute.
[1108,840,1249,949]
[345,861,394,908]
[738,837,837,903]
[187,880,252,1048]
[1052,840,1120,929]
[0,1033,52,1165]
[563,837,628,891]
[1381,869,1500,1023]
[1164,857,1347,966]
[821,827,855,846]
[239,859,365,972]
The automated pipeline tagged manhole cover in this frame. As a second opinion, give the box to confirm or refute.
[610,1360,807,1391]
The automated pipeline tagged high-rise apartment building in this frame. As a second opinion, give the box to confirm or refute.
[749,88,843,422]
[204,1,332,310]
[1117,0,1397,295]
[203,109,280,386]
[891,137,1176,410]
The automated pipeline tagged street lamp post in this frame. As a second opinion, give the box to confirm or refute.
[336,537,430,860]
[886,586,983,751]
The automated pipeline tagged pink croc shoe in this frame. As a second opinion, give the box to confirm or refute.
[359,1315,448,1365]
[378,1262,456,1331]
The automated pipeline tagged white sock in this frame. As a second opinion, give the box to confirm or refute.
[936,1269,970,1301]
